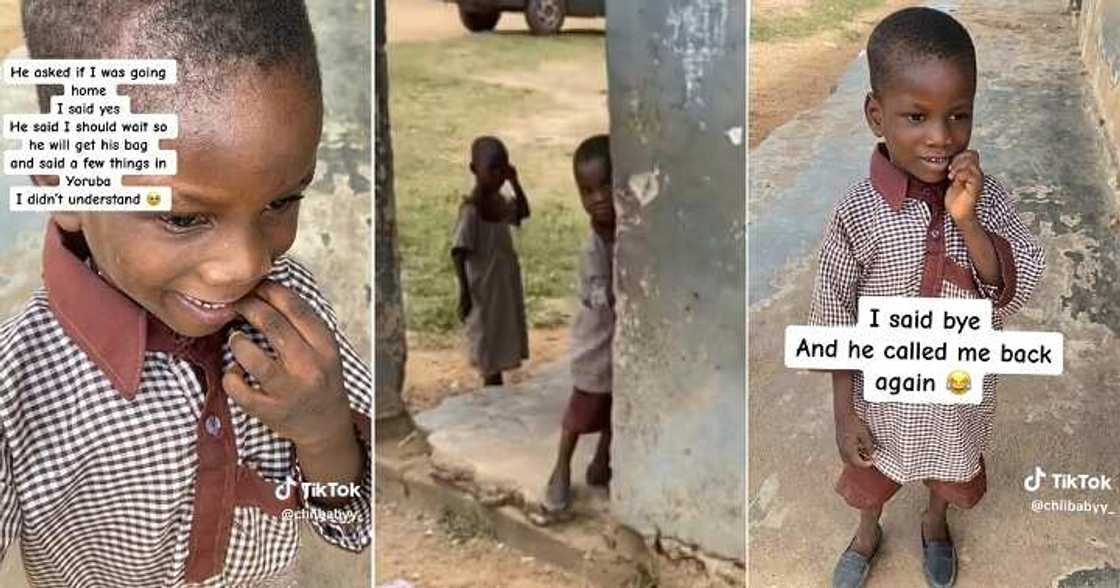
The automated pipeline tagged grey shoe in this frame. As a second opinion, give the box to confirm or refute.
[921,523,957,588]
[831,525,882,588]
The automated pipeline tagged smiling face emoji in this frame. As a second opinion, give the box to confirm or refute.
[147,192,162,207]
[947,369,971,395]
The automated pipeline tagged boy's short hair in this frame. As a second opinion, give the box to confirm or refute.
[470,136,508,165]
[21,0,321,114]
[867,7,976,96]
[573,134,610,178]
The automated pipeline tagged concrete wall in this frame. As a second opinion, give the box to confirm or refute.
[606,0,746,562]
[299,1,372,365]
[1077,0,1120,163]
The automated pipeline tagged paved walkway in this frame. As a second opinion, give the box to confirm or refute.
[413,361,608,518]
[749,1,1120,586]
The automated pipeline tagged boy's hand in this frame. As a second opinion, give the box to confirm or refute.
[835,411,876,468]
[945,150,984,223]
[224,281,354,453]
[504,164,519,185]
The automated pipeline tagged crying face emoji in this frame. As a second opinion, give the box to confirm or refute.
[947,369,971,395]
[146,192,161,207]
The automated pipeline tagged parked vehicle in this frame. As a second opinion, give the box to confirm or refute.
[447,0,605,35]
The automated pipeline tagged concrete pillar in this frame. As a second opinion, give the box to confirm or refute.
[606,0,746,562]
[374,0,410,430]
[295,1,372,363]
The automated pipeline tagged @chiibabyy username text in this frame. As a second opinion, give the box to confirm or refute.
[1024,465,1117,517]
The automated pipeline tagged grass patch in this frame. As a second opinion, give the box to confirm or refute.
[389,34,602,335]
[751,0,884,42]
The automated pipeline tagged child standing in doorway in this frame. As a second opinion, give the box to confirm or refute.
[544,134,614,512]
[810,8,1045,588]
[452,136,530,386]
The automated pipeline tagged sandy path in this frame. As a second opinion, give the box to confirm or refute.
[750,0,919,147]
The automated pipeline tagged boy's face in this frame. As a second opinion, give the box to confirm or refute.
[575,158,614,233]
[865,57,975,184]
[47,70,323,338]
[471,148,509,194]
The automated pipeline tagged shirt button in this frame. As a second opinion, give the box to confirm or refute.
[930,229,940,238]
[205,415,221,436]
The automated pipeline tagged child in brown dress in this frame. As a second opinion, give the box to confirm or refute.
[451,136,531,386]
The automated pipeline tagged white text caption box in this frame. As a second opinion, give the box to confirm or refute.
[785,297,1063,405]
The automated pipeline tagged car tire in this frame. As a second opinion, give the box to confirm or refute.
[525,0,565,35]
[458,6,501,32]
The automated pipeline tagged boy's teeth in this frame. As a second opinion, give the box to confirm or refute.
[185,295,228,310]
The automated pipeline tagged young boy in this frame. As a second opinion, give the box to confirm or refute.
[451,136,530,386]
[811,8,1045,588]
[544,135,614,512]
[0,1,371,585]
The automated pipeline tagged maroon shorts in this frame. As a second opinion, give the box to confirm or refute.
[836,456,987,510]
[562,388,612,434]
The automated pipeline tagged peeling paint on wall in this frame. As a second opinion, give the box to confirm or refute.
[664,0,728,108]
[627,169,662,207]
[725,126,743,146]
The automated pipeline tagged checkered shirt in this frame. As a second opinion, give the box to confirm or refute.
[0,242,371,586]
[809,145,1045,484]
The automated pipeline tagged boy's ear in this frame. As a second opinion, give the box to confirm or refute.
[864,92,884,137]
[469,162,476,175]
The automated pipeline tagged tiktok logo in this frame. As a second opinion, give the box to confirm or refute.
[1023,465,1114,492]
[1024,466,1046,492]
[275,477,299,500]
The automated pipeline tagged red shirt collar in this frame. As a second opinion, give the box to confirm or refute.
[869,143,950,210]
[41,221,210,400]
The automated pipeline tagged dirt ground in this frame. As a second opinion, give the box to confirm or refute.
[375,501,588,588]
[404,326,569,411]
[749,0,918,147]
[376,498,731,588]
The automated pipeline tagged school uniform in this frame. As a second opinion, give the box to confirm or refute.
[451,199,529,376]
[563,230,614,434]
[0,222,371,586]
[810,144,1044,509]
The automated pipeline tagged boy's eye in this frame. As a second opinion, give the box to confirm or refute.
[158,213,208,231]
[266,194,304,212]
[905,113,926,123]
[950,112,972,121]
